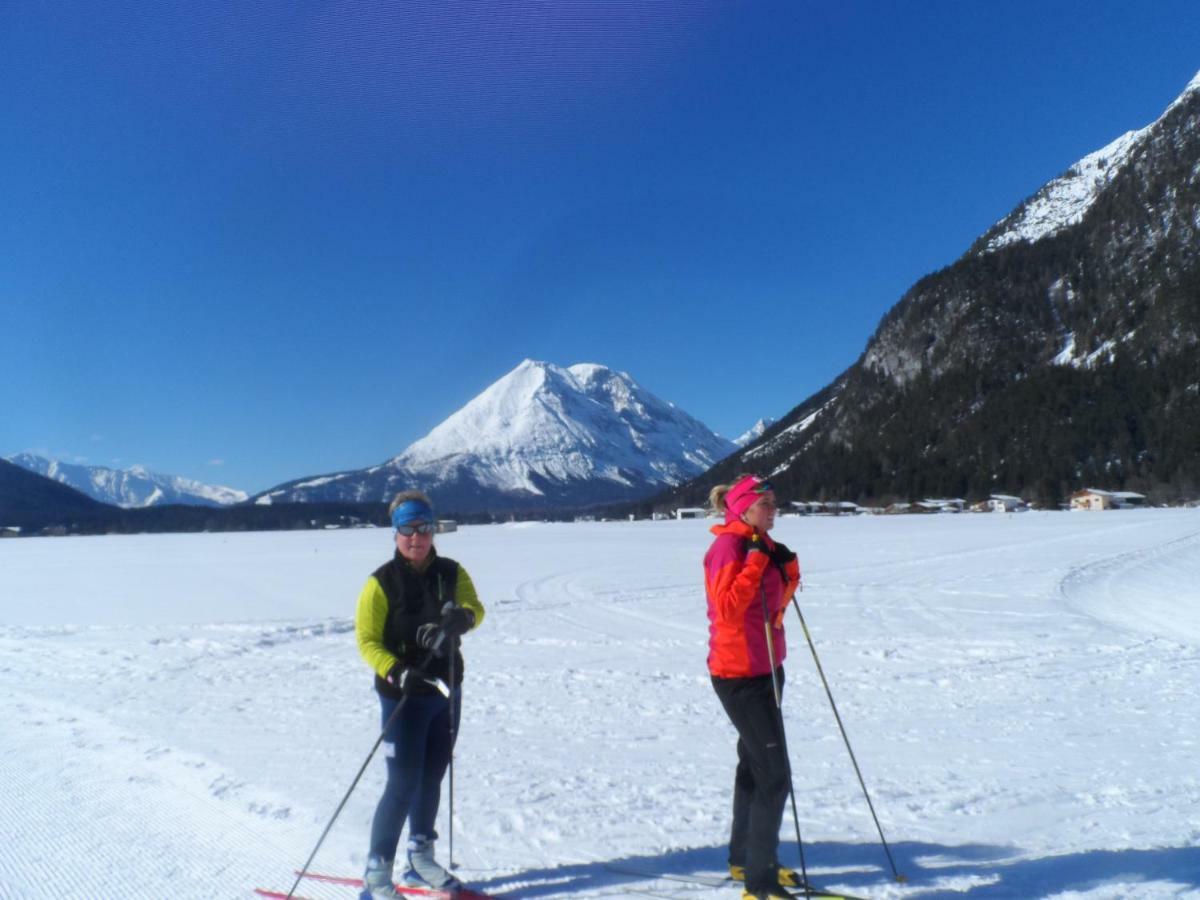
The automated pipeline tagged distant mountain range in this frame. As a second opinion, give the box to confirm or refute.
[4,453,247,508]
[0,457,385,534]
[654,69,1200,510]
[254,360,735,512]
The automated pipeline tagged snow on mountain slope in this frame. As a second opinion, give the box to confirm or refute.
[256,360,734,510]
[5,453,248,508]
[734,418,775,448]
[982,68,1200,252]
[397,360,732,491]
[984,127,1149,251]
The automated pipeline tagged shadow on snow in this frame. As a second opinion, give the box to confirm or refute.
[468,840,1200,898]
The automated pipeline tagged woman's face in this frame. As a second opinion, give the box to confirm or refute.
[741,491,777,533]
[394,523,434,563]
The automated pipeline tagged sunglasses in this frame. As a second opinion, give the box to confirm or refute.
[751,480,774,495]
[395,522,436,536]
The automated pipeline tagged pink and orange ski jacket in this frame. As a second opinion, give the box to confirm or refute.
[704,519,802,679]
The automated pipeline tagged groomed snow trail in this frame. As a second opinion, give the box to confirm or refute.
[2,510,1199,898]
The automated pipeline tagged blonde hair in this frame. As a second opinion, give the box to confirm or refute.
[388,489,434,516]
[708,473,755,515]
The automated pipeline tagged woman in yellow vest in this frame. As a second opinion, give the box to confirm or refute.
[354,490,485,899]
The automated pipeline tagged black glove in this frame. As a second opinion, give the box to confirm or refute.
[415,622,442,650]
[440,606,475,640]
[745,533,767,555]
[415,607,475,653]
[386,663,426,693]
[769,540,797,565]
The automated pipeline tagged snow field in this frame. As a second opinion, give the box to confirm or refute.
[2,510,1200,898]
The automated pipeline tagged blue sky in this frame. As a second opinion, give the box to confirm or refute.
[4,1,1200,494]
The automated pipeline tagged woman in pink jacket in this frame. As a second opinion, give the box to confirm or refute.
[704,474,802,900]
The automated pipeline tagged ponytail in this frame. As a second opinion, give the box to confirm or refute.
[708,483,732,516]
[709,473,758,517]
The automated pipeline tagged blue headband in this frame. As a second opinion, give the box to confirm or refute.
[392,499,434,530]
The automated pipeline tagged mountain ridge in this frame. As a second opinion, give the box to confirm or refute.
[5,453,248,508]
[254,359,734,512]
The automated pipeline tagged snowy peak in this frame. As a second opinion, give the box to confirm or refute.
[256,359,734,511]
[397,360,606,474]
[981,68,1200,253]
[396,359,735,496]
[6,453,248,508]
[734,418,775,447]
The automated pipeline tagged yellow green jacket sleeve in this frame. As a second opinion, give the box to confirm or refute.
[355,576,395,679]
[455,565,486,629]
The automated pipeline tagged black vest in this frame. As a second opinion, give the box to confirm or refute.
[372,551,464,696]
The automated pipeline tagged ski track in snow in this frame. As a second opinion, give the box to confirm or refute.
[2,511,1200,898]
[1058,527,1200,641]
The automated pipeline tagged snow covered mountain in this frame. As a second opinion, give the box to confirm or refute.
[5,453,248,508]
[658,68,1200,510]
[733,418,775,447]
[254,360,735,512]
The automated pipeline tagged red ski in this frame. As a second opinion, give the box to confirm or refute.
[292,869,504,899]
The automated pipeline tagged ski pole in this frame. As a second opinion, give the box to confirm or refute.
[286,640,451,900]
[759,583,811,897]
[448,634,457,870]
[790,599,906,883]
[436,586,459,873]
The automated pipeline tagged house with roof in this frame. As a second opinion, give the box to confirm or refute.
[1070,488,1147,511]
[1071,489,1114,511]
[988,494,1027,512]
[920,498,966,513]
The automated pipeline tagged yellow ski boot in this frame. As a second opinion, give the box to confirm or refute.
[730,864,802,888]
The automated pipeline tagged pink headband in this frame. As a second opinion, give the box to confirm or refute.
[725,474,773,520]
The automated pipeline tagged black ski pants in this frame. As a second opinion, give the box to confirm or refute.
[712,668,791,894]
[368,687,461,862]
